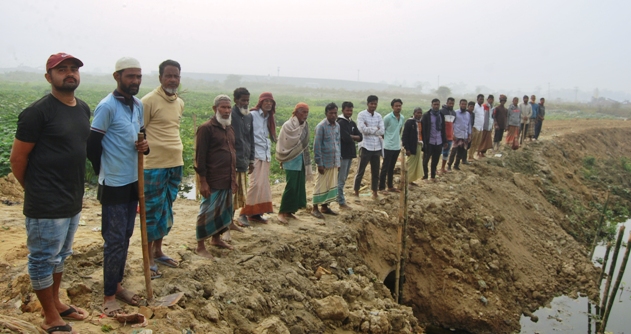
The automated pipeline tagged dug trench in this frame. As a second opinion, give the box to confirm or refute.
[0,120,629,333]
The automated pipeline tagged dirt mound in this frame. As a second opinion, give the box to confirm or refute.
[0,173,23,203]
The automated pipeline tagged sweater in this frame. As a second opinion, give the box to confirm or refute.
[141,86,184,169]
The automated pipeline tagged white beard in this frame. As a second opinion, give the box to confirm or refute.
[163,86,178,95]
[239,107,250,115]
[217,114,232,127]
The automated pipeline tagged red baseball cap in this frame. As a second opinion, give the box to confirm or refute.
[46,53,84,71]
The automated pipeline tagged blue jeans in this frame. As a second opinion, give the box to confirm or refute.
[337,158,352,205]
[26,213,80,290]
[442,140,453,160]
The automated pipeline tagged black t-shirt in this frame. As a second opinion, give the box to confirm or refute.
[16,94,91,218]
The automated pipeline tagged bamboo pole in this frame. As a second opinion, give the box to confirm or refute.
[396,147,409,304]
[589,191,610,259]
[599,225,625,318]
[595,242,612,318]
[600,232,631,333]
[137,133,153,300]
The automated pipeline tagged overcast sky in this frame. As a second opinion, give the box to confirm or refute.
[2,0,629,94]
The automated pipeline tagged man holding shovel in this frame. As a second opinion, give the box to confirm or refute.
[87,57,150,317]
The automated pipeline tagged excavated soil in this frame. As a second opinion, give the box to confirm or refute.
[0,119,630,333]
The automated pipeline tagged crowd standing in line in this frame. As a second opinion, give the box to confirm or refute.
[11,53,548,330]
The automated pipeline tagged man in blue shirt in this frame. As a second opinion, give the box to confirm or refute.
[87,57,149,317]
[312,103,341,218]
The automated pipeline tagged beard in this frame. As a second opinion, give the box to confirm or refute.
[54,77,79,92]
[120,82,140,96]
[217,114,232,127]
[163,86,178,95]
[239,107,249,115]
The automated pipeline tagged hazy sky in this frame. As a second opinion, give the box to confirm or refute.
[2,0,629,94]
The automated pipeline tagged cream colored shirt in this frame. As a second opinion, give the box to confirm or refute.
[141,86,185,169]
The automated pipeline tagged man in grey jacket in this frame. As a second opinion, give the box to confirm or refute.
[231,87,255,227]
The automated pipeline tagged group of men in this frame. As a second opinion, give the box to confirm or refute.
[10,52,548,334]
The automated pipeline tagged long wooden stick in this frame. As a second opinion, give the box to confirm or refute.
[589,191,610,259]
[396,147,409,303]
[137,132,153,300]
[600,232,631,333]
[599,225,625,318]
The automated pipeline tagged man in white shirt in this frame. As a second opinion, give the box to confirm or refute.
[468,94,485,161]
[353,95,384,200]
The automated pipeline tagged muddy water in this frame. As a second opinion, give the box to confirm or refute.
[520,219,631,334]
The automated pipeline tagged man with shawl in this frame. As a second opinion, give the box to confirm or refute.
[401,107,423,184]
[194,95,236,259]
[276,103,311,224]
[240,92,276,223]
[312,103,342,219]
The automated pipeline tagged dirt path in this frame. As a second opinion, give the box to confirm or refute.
[1,119,630,333]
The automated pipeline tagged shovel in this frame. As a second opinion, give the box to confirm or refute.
[137,133,184,307]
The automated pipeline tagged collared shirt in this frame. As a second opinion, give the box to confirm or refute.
[429,113,442,145]
[357,110,384,152]
[313,118,341,169]
[91,91,144,187]
[473,103,485,131]
[453,109,472,139]
[194,117,237,192]
[251,108,271,161]
[383,111,404,150]
[519,103,532,123]
[530,102,539,119]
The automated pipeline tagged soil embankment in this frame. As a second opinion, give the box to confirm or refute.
[0,120,630,333]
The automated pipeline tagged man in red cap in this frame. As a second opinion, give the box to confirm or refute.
[240,92,276,223]
[10,53,90,333]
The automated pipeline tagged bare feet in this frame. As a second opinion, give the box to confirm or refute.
[288,213,301,220]
[277,213,289,225]
[195,247,214,259]
[372,190,378,199]
[387,187,401,193]
[210,237,234,250]
[339,204,352,210]
[229,222,244,233]
[409,182,419,187]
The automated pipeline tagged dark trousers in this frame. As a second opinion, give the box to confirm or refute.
[423,143,442,179]
[447,143,467,168]
[534,120,543,139]
[102,201,137,296]
[520,123,529,141]
[379,149,400,190]
[354,148,381,192]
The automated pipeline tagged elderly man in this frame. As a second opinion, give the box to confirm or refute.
[469,94,485,161]
[421,99,448,181]
[194,95,237,258]
[336,101,362,209]
[10,53,90,333]
[140,59,184,271]
[231,87,254,227]
[312,103,341,218]
[401,107,423,184]
[87,57,149,316]
[240,92,276,223]
[379,99,404,194]
[447,100,472,171]
[276,103,311,224]
[354,95,384,200]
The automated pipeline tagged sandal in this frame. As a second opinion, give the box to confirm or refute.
[321,208,338,216]
[310,211,325,219]
[149,265,162,280]
[154,255,179,268]
[59,305,88,320]
[115,288,143,306]
[43,323,73,333]
[102,300,123,317]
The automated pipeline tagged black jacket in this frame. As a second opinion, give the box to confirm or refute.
[401,118,420,155]
[337,116,363,159]
[420,110,447,151]
[231,105,255,172]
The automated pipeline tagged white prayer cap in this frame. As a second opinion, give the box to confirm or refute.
[115,57,141,72]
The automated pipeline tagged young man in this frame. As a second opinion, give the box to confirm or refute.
[529,95,539,141]
[440,97,456,173]
[478,95,495,157]
[231,87,254,227]
[354,95,384,199]
[379,98,405,193]
[535,97,546,140]
[401,107,423,184]
[492,95,508,152]
[336,101,362,210]
[141,59,185,271]
[312,103,341,218]
[10,53,90,333]
[194,95,237,258]
[447,100,472,171]
[241,92,276,223]
[421,99,448,181]
[519,95,532,144]
[507,97,522,148]
[87,57,149,316]
[469,94,485,160]
[276,103,311,224]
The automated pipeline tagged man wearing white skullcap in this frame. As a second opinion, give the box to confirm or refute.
[87,57,150,316]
